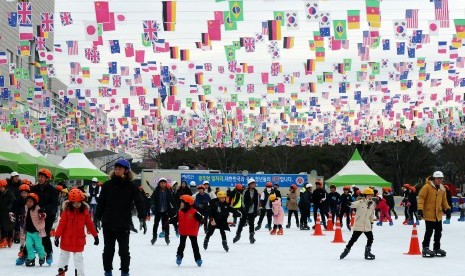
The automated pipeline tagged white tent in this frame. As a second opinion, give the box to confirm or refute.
[59,148,108,181]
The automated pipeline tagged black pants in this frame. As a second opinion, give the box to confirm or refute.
[205,225,226,240]
[287,210,299,225]
[42,215,55,255]
[257,209,272,227]
[300,209,309,225]
[177,235,201,261]
[153,212,169,237]
[237,213,256,234]
[339,208,351,226]
[408,206,418,221]
[313,204,327,224]
[329,206,339,222]
[102,229,130,273]
[346,231,374,249]
[389,206,397,218]
[422,220,442,250]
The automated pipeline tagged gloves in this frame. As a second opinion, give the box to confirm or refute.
[445,209,452,216]
[417,210,423,220]
[94,236,99,246]
[94,219,101,231]
[9,212,15,222]
[139,219,147,234]
[54,238,59,247]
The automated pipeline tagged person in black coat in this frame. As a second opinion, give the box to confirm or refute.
[7,172,21,198]
[444,186,453,223]
[30,169,58,264]
[383,187,397,220]
[203,191,241,252]
[87,178,101,219]
[176,181,192,202]
[233,179,259,244]
[150,178,176,245]
[298,184,313,230]
[255,182,276,231]
[339,186,353,231]
[94,160,146,276]
[273,183,282,199]
[0,179,15,246]
[312,181,329,229]
[328,185,341,224]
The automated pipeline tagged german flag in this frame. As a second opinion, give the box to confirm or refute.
[180,49,189,61]
[169,85,177,95]
[170,46,179,59]
[154,98,161,107]
[309,82,316,93]
[201,33,210,47]
[198,95,205,102]
[267,20,281,41]
[195,72,204,85]
[283,36,294,49]
[306,59,316,72]
[162,1,176,31]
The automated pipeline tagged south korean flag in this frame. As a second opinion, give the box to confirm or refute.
[285,11,299,30]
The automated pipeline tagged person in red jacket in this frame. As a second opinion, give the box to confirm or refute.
[54,189,99,276]
[171,195,203,267]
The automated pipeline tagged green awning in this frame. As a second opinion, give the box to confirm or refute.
[0,155,18,173]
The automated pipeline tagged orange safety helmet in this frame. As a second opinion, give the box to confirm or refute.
[409,186,416,193]
[290,184,297,190]
[68,188,86,202]
[180,194,194,206]
[0,179,7,187]
[266,182,272,188]
[343,185,351,191]
[27,193,39,203]
[56,185,64,192]
[235,183,243,190]
[403,184,411,188]
[197,185,205,190]
[38,168,52,179]
[19,184,31,192]
[22,179,32,185]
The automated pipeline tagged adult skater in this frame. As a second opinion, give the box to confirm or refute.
[286,184,299,229]
[233,178,259,244]
[151,178,176,245]
[339,186,353,231]
[298,183,312,230]
[255,182,276,230]
[312,181,328,229]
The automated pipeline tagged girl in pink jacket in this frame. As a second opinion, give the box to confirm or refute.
[269,194,284,235]
[24,193,47,267]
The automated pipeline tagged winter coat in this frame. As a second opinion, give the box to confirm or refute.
[177,207,202,236]
[272,198,284,225]
[243,188,259,214]
[194,192,211,215]
[176,186,192,198]
[229,189,243,209]
[418,181,450,222]
[376,198,390,213]
[151,186,176,214]
[445,189,452,209]
[30,182,58,219]
[87,184,101,205]
[384,193,395,209]
[407,190,418,210]
[209,198,237,231]
[55,201,98,252]
[24,205,47,237]
[350,197,376,232]
[260,189,276,209]
[328,192,341,208]
[286,191,299,211]
[13,196,27,225]
[274,189,282,199]
[312,188,327,206]
[298,190,312,210]
[7,178,21,198]
[95,171,146,231]
[0,188,15,232]
[339,193,353,212]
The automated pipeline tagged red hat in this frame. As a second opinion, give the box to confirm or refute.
[22,179,32,185]
[197,185,205,190]
[38,168,52,179]
[290,184,297,190]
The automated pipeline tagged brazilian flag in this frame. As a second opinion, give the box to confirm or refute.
[223,11,237,31]
[333,20,347,40]
[229,1,244,22]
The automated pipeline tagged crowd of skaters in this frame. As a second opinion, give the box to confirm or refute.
[0,162,457,275]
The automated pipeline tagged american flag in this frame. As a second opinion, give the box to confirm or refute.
[41,13,54,32]
[60,12,73,26]
[261,21,268,35]
[67,41,78,55]
[405,9,418,28]
[17,2,32,26]
[434,0,449,28]
[70,62,80,75]
[362,31,371,46]
[121,66,129,76]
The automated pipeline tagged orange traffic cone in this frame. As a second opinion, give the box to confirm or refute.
[312,214,324,236]
[331,220,345,243]
[350,212,355,227]
[325,213,334,231]
[404,224,421,255]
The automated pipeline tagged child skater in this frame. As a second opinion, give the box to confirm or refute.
[376,195,393,226]
[24,193,47,267]
[54,188,99,276]
[269,194,284,235]
[14,183,31,265]
[340,188,376,260]
[171,195,203,267]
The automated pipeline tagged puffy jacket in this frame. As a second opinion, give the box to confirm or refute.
[95,171,146,231]
[194,192,211,214]
[55,201,98,252]
[298,190,312,210]
[272,198,284,225]
[377,198,389,213]
[24,205,47,237]
[178,207,202,236]
[30,182,58,218]
[339,193,353,211]
[0,188,15,232]
[418,181,450,222]
[7,178,21,198]
[209,198,237,231]
[350,197,376,232]
[328,192,341,208]
[286,191,299,211]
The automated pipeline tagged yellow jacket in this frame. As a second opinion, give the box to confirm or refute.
[418,181,450,222]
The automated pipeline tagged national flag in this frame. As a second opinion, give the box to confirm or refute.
[82,67,90,78]
[333,20,347,40]
[244,37,255,52]
[208,20,221,41]
[154,39,169,53]
[170,46,179,59]
[315,47,325,62]
[135,50,145,63]
[94,1,110,23]
[35,37,46,51]
[54,44,62,52]
[428,20,440,36]
[411,30,422,44]
[66,41,79,55]
[229,1,244,21]
[365,0,381,26]
[449,46,458,59]
[17,41,30,56]
[382,39,390,50]
[267,20,281,41]
[454,19,465,39]
[393,20,407,39]
[83,21,98,41]
[108,62,117,74]
[17,2,32,26]
[103,12,116,31]
[408,47,415,58]
[438,41,447,53]
[274,11,285,26]
[162,1,177,31]
[143,20,159,42]
[19,25,33,41]
[109,40,120,54]
[319,12,331,37]
[8,12,17,27]
[0,52,7,65]
[283,37,294,49]
[180,49,190,61]
[285,11,298,30]
[125,43,134,57]
[41,13,54,32]
[224,11,237,31]
[70,62,81,75]
[434,0,449,28]
[305,1,320,22]
[60,12,73,26]
[405,9,418,28]
[347,10,360,29]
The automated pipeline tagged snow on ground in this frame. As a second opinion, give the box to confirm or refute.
[1,216,464,276]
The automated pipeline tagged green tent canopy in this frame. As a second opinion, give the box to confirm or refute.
[59,148,108,182]
[0,155,18,173]
[326,149,391,187]
[0,152,37,176]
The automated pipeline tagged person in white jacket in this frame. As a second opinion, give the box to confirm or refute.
[340,187,376,260]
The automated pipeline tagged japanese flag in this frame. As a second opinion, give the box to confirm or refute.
[428,20,439,36]
[83,21,98,41]
[58,90,65,98]
[67,89,76,98]
[38,50,54,63]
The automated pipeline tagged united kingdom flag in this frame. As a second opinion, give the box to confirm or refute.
[143,20,159,42]
[228,60,237,72]
[244,37,255,52]
[17,2,32,26]
[90,49,100,63]
[112,75,121,87]
[41,13,54,32]
[247,84,255,93]
[204,63,212,71]
[35,37,46,51]
[60,12,73,26]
